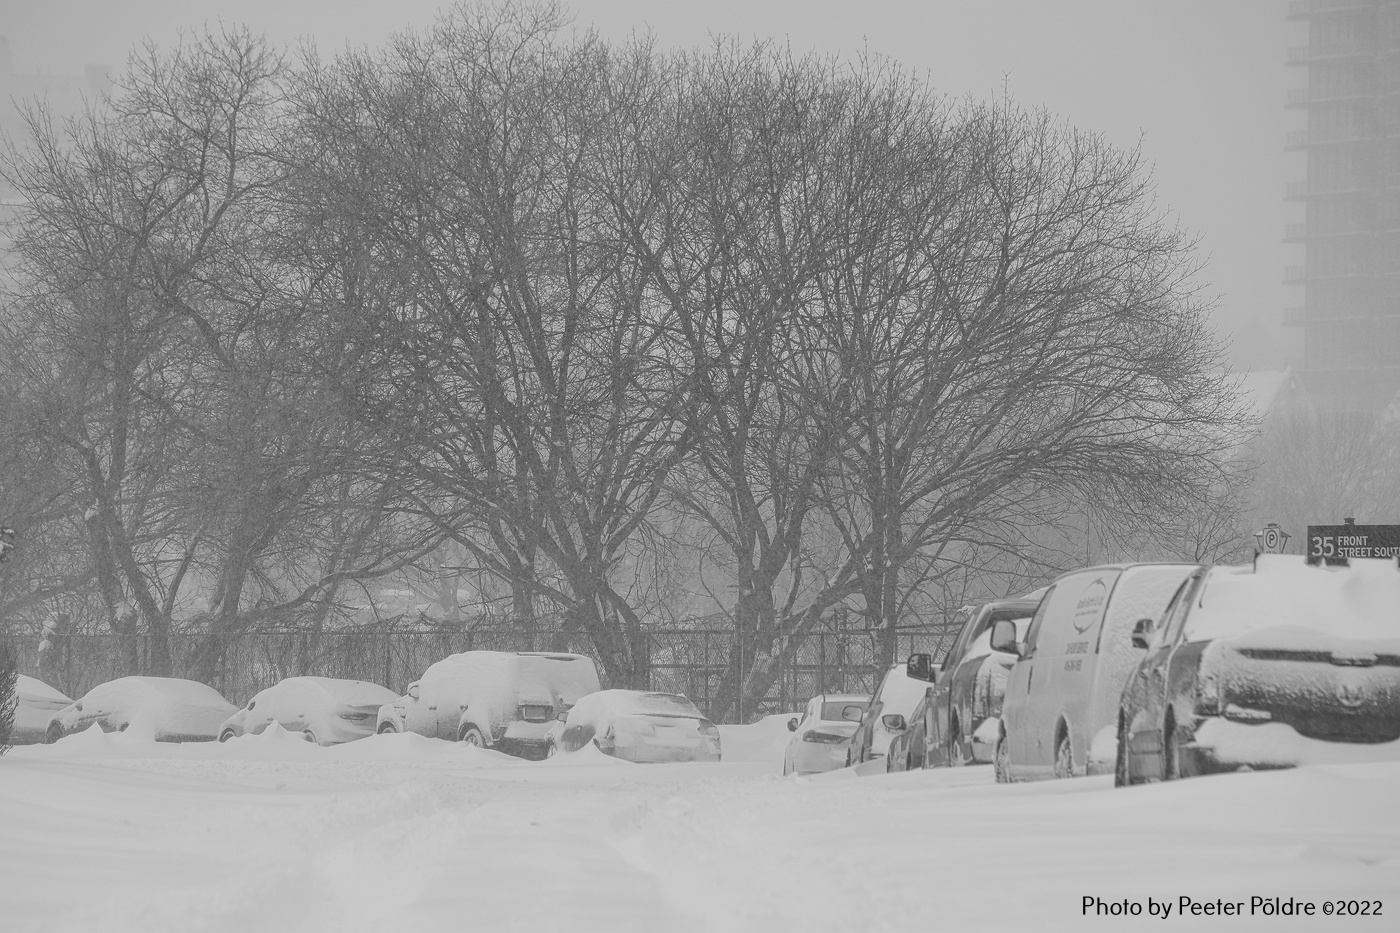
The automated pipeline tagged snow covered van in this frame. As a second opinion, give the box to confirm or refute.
[376,651,600,758]
[991,562,1197,782]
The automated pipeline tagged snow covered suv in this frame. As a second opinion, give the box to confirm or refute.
[1116,554,1400,785]
[376,651,600,759]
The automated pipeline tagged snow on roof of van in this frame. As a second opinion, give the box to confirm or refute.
[1187,554,1400,644]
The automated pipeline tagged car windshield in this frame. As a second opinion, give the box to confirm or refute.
[820,701,868,722]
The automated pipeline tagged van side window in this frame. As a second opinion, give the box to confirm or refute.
[1022,586,1055,657]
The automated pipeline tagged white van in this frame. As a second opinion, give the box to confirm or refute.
[991,562,1197,782]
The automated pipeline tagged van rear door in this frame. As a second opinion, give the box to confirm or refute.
[1028,570,1120,774]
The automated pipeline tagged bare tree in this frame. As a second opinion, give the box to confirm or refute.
[293,4,699,685]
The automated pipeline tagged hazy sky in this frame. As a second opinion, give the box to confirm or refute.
[1,0,1298,370]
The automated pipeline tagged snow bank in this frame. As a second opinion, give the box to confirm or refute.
[16,674,69,704]
[1193,718,1400,769]
[718,713,799,765]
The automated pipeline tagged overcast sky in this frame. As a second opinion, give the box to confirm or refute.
[1,0,1298,370]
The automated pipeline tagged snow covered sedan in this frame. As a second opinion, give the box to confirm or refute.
[885,690,933,773]
[217,676,400,745]
[781,694,869,775]
[45,676,237,743]
[1116,554,1400,785]
[8,675,73,745]
[376,650,600,759]
[548,689,722,763]
[847,663,936,767]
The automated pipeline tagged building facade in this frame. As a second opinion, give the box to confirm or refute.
[1285,0,1400,412]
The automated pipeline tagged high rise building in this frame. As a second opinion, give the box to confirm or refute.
[1285,0,1400,412]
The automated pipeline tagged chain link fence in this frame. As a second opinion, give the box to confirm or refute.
[2,619,965,722]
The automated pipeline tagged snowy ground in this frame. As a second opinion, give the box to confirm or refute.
[2,718,1397,932]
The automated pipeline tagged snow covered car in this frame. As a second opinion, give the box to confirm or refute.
[884,688,933,772]
[376,651,600,759]
[781,693,869,775]
[45,676,237,743]
[847,663,935,766]
[922,598,1041,767]
[549,689,721,763]
[7,675,73,745]
[1116,555,1400,785]
[217,676,400,745]
[992,562,1197,782]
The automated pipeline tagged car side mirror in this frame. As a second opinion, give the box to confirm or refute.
[787,716,799,732]
[1130,618,1155,650]
[556,707,570,722]
[407,683,420,701]
[841,705,864,722]
[905,652,934,682]
[989,619,1020,656]
[881,714,906,732]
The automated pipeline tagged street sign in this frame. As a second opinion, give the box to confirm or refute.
[1305,523,1400,565]
[1253,523,1290,554]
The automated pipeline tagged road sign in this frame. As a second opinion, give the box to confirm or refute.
[1253,523,1290,554]
[1305,523,1400,565]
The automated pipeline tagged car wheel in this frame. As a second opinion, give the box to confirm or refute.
[45,722,64,744]
[303,730,318,745]
[377,721,397,734]
[1114,715,1131,788]
[993,728,1011,784]
[219,728,236,743]
[1163,714,1180,781]
[460,725,486,747]
[949,721,970,767]
[1053,731,1073,780]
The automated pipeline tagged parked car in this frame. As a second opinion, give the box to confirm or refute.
[548,689,722,763]
[1116,554,1400,785]
[885,687,934,772]
[7,675,73,745]
[992,562,1198,782]
[847,663,936,766]
[375,651,600,759]
[782,694,869,775]
[922,597,1042,768]
[46,676,237,743]
[217,676,400,745]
